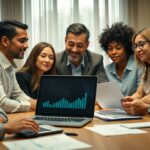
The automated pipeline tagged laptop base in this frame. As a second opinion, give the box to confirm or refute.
[33,116,92,127]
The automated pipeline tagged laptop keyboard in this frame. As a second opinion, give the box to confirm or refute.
[34,116,84,122]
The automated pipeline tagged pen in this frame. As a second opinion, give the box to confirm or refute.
[64,132,78,136]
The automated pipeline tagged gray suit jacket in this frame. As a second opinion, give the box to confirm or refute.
[56,50,108,83]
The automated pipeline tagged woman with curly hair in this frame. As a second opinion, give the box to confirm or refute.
[16,42,56,99]
[99,22,142,96]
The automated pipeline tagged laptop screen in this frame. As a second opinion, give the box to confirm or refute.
[36,75,97,117]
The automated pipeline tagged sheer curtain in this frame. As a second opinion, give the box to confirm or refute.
[0,0,149,66]
[21,0,129,65]
[0,0,129,65]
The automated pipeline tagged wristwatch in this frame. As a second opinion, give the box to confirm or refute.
[147,105,150,114]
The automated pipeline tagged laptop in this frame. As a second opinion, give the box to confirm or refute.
[33,75,97,127]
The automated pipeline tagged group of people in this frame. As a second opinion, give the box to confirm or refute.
[0,19,149,140]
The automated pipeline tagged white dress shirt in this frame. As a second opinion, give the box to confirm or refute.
[0,51,31,113]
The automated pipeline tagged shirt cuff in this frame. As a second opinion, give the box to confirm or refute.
[19,101,31,112]
[12,101,31,113]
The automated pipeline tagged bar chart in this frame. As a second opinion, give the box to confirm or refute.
[42,93,87,109]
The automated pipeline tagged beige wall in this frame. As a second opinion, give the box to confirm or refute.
[129,0,150,31]
[0,0,22,20]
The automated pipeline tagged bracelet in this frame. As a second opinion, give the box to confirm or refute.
[0,123,5,140]
[0,111,8,123]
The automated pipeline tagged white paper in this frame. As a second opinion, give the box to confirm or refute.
[96,82,124,109]
[121,122,150,129]
[94,109,142,121]
[86,124,147,136]
[3,134,91,150]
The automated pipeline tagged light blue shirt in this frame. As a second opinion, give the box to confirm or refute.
[67,56,85,76]
[105,55,142,96]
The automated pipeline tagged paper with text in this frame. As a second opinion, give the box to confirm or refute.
[3,134,91,150]
[121,122,150,129]
[86,124,147,136]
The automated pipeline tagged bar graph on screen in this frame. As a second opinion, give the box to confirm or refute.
[42,93,87,109]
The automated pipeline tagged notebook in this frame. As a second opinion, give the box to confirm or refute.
[33,75,97,127]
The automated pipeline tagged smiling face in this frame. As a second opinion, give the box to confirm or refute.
[36,47,55,75]
[134,34,150,64]
[65,33,89,67]
[4,27,28,62]
[107,41,128,64]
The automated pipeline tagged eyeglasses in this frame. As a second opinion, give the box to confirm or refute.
[132,41,150,51]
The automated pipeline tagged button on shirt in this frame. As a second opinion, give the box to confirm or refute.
[67,56,85,76]
[105,55,142,96]
[0,51,31,113]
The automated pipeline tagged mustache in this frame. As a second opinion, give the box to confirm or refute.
[20,48,26,51]
[66,49,81,55]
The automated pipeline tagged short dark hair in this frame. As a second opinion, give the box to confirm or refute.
[0,20,28,41]
[99,22,134,57]
[66,23,90,41]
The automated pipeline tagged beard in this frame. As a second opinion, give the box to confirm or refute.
[13,48,26,59]
[67,49,83,66]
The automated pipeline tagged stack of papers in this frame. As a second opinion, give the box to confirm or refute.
[94,109,142,121]
[86,124,147,136]
[3,134,91,150]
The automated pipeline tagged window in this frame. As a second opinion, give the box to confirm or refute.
[21,0,128,65]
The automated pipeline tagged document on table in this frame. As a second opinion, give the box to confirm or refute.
[86,124,147,136]
[94,109,142,121]
[3,134,91,150]
[121,122,150,129]
[96,81,124,109]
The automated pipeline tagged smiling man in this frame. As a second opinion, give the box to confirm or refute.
[56,23,108,83]
[0,20,36,113]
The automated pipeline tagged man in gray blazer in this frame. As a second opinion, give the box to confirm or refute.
[56,23,108,83]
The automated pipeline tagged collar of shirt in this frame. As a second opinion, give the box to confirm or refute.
[67,55,85,68]
[110,55,135,75]
[67,55,85,76]
[0,51,17,70]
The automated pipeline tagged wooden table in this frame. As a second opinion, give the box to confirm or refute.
[1,104,150,150]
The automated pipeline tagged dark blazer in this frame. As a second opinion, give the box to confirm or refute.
[56,50,108,83]
[16,72,38,99]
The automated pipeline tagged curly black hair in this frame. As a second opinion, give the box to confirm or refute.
[99,22,135,57]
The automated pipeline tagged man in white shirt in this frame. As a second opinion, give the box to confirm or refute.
[0,20,36,113]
